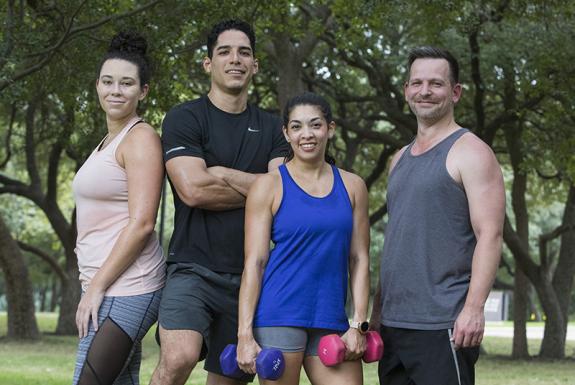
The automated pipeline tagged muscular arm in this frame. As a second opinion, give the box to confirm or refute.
[451,135,505,349]
[236,173,278,373]
[341,173,371,359]
[76,125,163,337]
[166,156,245,210]
[206,157,285,196]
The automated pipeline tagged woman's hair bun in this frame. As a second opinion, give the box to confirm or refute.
[109,31,147,56]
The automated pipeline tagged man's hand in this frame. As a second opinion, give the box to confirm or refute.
[452,305,484,349]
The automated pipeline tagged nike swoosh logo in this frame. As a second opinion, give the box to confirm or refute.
[165,146,186,155]
[247,127,260,132]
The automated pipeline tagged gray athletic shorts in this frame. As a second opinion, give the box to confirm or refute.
[158,262,254,382]
[254,326,343,356]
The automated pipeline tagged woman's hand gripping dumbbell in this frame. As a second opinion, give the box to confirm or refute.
[220,343,285,380]
[318,330,384,367]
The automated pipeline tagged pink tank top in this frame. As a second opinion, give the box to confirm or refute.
[72,117,165,296]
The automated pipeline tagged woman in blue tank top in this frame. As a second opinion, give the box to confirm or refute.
[237,93,371,385]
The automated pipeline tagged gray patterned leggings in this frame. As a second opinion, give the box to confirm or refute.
[72,290,162,385]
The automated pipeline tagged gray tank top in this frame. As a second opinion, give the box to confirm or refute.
[380,128,476,330]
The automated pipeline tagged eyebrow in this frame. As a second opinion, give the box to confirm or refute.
[410,77,445,82]
[215,45,252,52]
[289,116,322,125]
[100,75,136,81]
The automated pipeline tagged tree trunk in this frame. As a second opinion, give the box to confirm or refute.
[512,270,529,358]
[39,285,47,312]
[265,34,306,110]
[264,5,331,109]
[0,214,39,339]
[50,279,59,312]
[506,131,530,358]
[540,184,575,358]
[540,309,566,358]
[54,248,80,335]
[535,279,566,358]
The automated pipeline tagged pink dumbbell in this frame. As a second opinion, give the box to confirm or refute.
[318,331,384,367]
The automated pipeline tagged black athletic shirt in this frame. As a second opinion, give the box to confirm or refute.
[161,96,289,273]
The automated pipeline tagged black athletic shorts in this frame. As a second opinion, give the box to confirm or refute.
[157,262,254,382]
[378,325,480,385]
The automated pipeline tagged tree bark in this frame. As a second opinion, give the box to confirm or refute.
[0,213,39,339]
[540,184,575,357]
[39,285,47,312]
[55,247,80,335]
[264,4,332,109]
[512,270,529,358]
[50,279,59,312]
[502,68,530,358]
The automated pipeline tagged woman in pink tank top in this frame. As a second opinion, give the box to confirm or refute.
[71,31,165,385]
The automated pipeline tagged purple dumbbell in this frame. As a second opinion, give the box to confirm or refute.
[219,344,285,380]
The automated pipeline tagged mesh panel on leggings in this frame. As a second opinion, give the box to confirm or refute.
[77,318,133,385]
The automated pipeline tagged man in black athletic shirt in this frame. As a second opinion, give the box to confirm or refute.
[150,20,289,385]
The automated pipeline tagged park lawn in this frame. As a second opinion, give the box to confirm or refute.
[0,313,574,385]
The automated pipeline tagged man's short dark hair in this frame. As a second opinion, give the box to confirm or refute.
[407,46,459,85]
[207,19,256,59]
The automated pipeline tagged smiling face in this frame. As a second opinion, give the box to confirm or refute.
[283,104,335,163]
[96,58,148,121]
[203,29,258,95]
[404,58,461,124]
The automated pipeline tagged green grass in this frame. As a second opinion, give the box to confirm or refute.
[0,312,574,384]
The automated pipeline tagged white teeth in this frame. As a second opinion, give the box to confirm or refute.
[301,143,315,149]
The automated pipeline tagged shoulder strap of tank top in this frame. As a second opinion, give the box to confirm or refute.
[109,118,144,153]
[116,118,144,141]
[127,118,144,131]
[441,128,469,149]
[330,164,344,187]
[278,163,287,178]
[277,164,293,201]
[394,140,415,168]
[330,164,354,208]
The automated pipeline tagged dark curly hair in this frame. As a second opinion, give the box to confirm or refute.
[206,19,255,59]
[97,31,151,87]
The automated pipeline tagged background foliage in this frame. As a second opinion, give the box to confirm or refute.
[0,0,574,360]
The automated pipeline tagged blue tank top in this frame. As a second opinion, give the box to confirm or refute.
[254,164,353,331]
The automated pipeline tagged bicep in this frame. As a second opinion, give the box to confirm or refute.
[244,177,275,264]
[348,176,370,258]
[461,150,505,236]
[166,156,211,192]
[124,131,164,222]
[161,108,204,160]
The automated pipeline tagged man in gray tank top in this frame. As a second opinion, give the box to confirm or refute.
[370,47,505,385]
